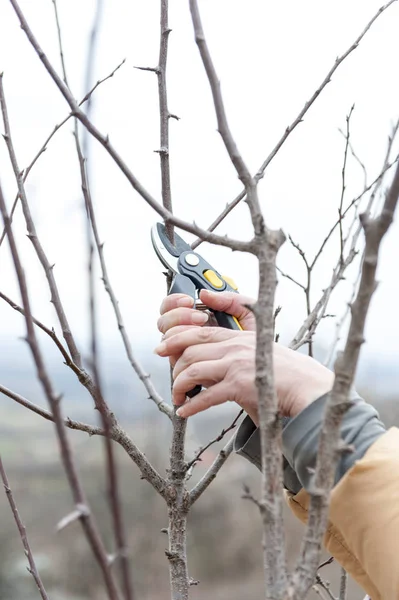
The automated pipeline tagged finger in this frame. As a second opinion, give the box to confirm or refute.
[155,327,241,357]
[172,359,229,406]
[199,290,256,331]
[176,382,232,418]
[173,340,230,379]
[162,325,199,340]
[157,307,208,334]
[159,294,194,315]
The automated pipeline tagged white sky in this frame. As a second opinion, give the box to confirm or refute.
[0,0,399,377]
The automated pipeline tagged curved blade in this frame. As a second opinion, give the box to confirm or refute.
[151,223,191,273]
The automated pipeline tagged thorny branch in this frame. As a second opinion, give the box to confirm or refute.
[288,138,399,599]
[0,455,49,600]
[191,0,398,249]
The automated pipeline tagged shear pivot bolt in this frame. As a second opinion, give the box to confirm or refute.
[185,253,200,266]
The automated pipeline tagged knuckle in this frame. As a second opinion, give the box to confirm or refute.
[157,316,166,333]
[186,364,200,380]
[181,346,195,365]
[198,327,214,342]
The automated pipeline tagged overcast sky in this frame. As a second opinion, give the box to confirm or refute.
[0,0,399,387]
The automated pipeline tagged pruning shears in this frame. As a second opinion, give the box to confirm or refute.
[151,222,242,332]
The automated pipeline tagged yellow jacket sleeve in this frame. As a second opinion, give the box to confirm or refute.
[286,428,399,600]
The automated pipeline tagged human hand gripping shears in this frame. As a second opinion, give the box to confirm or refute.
[151,222,242,331]
[151,223,242,399]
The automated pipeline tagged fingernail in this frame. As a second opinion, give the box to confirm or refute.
[192,312,209,324]
[176,408,185,417]
[154,342,167,355]
[177,296,194,307]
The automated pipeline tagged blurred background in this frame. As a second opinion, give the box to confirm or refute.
[0,0,399,598]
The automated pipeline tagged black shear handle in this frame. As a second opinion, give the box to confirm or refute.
[169,274,241,399]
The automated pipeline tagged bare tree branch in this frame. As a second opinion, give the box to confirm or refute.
[0,455,50,600]
[191,0,398,248]
[158,0,174,244]
[0,73,82,368]
[189,4,286,597]
[0,181,122,600]
[7,0,254,253]
[289,139,399,600]
[290,122,399,352]
[0,290,170,491]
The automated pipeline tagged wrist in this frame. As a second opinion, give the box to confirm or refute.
[289,379,334,418]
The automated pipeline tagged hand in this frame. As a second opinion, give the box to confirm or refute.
[155,292,334,421]
[157,289,256,334]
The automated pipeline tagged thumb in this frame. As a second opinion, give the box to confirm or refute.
[199,289,256,331]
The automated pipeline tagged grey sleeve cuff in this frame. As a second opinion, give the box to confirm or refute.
[234,415,302,494]
[234,391,386,494]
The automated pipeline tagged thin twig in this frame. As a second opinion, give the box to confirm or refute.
[314,575,337,600]
[0,455,49,600]
[0,59,125,249]
[291,123,399,351]
[189,435,235,505]
[75,130,172,417]
[338,106,355,265]
[0,383,104,436]
[310,151,398,272]
[191,0,398,248]
[276,266,305,291]
[339,129,367,191]
[185,409,243,471]
[318,557,334,570]
[0,290,75,368]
